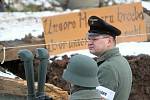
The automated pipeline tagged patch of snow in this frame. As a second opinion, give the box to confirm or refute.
[0,11,73,41]
[0,70,19,79]
[117,42,150,56]
[142,1,150,10]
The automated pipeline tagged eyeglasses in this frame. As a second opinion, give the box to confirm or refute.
[88,36,110,41]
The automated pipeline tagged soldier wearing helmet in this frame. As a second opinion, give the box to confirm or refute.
[62,54,102,100]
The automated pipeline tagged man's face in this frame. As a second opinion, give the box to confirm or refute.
[88,35,111,56]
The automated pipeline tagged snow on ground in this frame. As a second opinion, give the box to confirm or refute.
[0,70,20,79]
[142,1,150,10]
[0,11,72,41]
[0,9,80,41]
[117,42,150,56]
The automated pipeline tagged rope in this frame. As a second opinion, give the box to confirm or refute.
[0,40,88,64]
[1,33,145,64]
[1,47,5,64]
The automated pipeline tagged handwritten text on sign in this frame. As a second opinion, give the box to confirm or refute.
[42,3,147,55]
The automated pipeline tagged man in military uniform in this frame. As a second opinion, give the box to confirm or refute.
[62,54,102,100]
[87,16,132,100]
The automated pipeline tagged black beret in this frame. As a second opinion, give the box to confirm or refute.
[88,16,121,37]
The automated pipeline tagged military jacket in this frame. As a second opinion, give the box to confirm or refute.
[70,89,101,100]
[96,48,132,100]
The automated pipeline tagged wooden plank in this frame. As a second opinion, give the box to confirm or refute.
[0,76,68,100]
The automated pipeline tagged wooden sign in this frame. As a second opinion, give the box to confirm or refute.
[42,2,147,55]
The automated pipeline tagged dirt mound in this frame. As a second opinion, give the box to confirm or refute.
[1,54,150,100]
[46,59,70,92]
[126,55,150,100]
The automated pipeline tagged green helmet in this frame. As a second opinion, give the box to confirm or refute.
[62,54,99,87]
